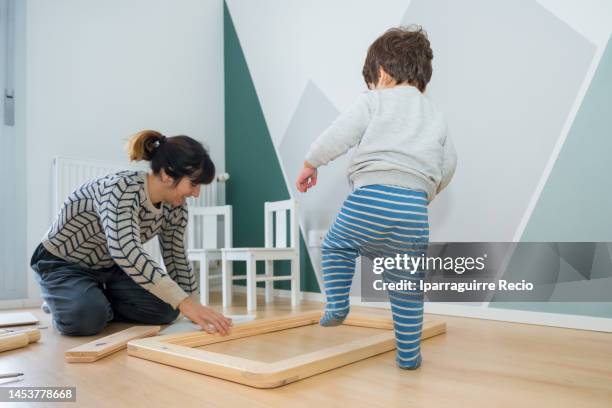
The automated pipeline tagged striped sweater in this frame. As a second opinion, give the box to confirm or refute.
[42,170,195,308]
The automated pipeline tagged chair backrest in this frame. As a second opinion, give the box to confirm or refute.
[187,205,232,250]
[264,199,298,249]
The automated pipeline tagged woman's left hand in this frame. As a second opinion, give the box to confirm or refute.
[178,297,233,335]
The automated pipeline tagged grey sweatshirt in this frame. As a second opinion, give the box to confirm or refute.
[305,86,456,202]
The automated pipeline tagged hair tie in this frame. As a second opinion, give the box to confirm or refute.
[154,135,167,150]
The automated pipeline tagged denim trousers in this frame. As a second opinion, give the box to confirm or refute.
[30,243,179,336]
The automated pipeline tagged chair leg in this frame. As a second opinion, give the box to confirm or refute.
[265,260,274,304]
[199,255,209,306]
[291,256,300,308]
[247,256,257,312]
[222,255,232,309]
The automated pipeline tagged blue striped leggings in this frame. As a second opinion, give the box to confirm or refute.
[320,184,429,369]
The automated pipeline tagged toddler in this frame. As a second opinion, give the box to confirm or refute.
[296,26,457,369]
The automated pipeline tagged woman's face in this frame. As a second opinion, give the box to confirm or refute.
[167,176,201,207]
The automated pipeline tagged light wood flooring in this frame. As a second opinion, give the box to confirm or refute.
[1,293,611,407]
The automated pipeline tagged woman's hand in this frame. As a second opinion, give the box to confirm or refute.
[296,161,318,193]
[178,297,233,335]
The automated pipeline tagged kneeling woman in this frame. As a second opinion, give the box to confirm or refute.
[31,130,232,336]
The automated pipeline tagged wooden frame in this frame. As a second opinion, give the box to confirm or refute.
[128,311,446,388]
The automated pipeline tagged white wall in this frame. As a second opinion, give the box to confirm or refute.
[23,0,224,300]
[225,0,612,330]
[0,0,27,301]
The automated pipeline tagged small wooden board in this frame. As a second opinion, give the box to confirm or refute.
[0,312,39,327]
[0,328,40,353]
[65,325,160,363]
[0,328,41,343]
[0,332,29,353]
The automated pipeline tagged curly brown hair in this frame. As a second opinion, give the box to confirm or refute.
[362,25,433,92]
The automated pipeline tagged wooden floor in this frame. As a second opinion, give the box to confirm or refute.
[1,293,611,407]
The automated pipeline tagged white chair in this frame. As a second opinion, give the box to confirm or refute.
[221,199,300,312]
[186,205,232,306]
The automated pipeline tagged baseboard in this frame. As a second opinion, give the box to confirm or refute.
[422,303,612,333]
[226,285,612,332]
[0,297,43,310]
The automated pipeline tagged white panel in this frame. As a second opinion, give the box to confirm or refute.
[24,0,225,303]
[264,203,272,248]
[226,0,410,145]
[536,0,612,47]
[0,0,25,300]
[202,215,218,249]
[275,210,287,248]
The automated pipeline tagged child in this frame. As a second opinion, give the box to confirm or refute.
[296,26,456,369]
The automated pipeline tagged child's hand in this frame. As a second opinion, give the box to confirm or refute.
[296,162,318,193]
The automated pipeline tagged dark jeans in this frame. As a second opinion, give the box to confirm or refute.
[30,243,179,336]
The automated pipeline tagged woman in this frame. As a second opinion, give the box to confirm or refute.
[30,130,232,336]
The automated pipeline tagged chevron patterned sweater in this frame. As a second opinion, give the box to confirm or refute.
[42,171,195,308]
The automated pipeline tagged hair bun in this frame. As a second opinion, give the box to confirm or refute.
[126,130,166,161]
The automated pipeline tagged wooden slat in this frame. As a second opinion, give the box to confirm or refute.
[0,332,30,353]
[127,341,266,385]
[344,315,446,335]
[147,311,431,348]
[0,312,39,327]
[343,314,394,330]
[157,311,322,347]
[0,328,41,343]
[243,332,397,388]
[65,325,160,363]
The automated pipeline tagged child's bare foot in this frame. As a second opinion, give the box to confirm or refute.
[397,354,422,370]
[319,309,349,327]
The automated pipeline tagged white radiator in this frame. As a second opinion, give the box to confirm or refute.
[52,156,228,267]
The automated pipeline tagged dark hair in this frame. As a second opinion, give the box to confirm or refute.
[126,130,215,185]
[362,25,433,92]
